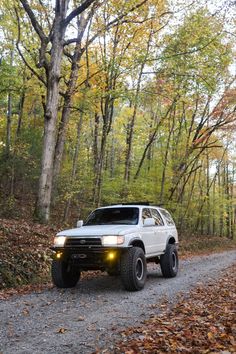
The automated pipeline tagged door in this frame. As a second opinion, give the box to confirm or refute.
[150,208,167,253]
[141,208,156,256]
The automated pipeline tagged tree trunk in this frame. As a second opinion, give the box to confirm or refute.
[124,69,145,183]
[16,67,27,137]
[124,30,152,182]
[218,167,223,237]
[16,90,25,137]
[6,49,14,158]
[53,14,90,189]
[64,112,83,221]
[160,108,176,203]
[92,16,120,205]
[93,113,99,174]
[212,177,216,236]
[231,165,235,239]
[6,92,12,158]
[195,148,227,233]
[110,129,115,178]
[206,149,211,234]
[93,121,108,206]
[35,13,67,222]
[93,95,115,207]
[225,161,231,239]
[180,167,198,233]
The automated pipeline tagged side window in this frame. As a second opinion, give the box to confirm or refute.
[160,209,175,226]
[151,209,164,226]
[142,208,152,223]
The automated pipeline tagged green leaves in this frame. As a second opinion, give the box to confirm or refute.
[159,9,233,94]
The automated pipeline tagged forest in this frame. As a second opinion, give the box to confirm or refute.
[0,0,235,239]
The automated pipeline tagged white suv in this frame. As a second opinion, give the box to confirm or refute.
[51,204,179,291]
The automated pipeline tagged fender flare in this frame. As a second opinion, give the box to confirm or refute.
[128,238,146,253]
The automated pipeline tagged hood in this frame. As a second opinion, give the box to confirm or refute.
[57,224,138,237]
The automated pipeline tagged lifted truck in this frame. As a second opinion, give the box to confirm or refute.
[51,204,179,291]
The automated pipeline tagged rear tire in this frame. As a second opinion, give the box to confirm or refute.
[160,244,179,278]
[51,260,80,288]
[120,247,147,291]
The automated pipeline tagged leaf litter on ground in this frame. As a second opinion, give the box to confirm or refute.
[97,265,236,354]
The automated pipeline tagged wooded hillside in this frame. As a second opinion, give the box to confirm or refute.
[0,0,235,238]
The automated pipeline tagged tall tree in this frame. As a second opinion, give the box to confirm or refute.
[18,0,98,222]
[17,0,152,222]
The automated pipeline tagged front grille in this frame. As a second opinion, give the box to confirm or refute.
[65,237,102,247]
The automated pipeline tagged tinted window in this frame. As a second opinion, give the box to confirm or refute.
[142,208,152,223]
[160,209,175,226]
[85,207,139,225]
[151,208,164,226]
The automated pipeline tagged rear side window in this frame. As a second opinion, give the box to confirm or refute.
[142,208,152,223]
[150,208,164,226]
[160,209,175,226]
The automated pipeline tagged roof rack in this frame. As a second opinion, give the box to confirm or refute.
[105,202,165,207]
[121,202,151,206]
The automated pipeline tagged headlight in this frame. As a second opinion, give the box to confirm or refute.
[53,236,66,247]
[102,235,124,246]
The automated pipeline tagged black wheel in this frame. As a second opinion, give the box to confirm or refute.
[51,260,80,288]
[120,247,147,291]
[160,244,179,278]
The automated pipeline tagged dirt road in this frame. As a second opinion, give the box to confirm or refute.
[0,250,235,354]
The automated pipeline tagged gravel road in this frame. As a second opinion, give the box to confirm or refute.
[0,250,235,354]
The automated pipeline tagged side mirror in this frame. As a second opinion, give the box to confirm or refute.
[143,218,155,227]
[77,220,83,228]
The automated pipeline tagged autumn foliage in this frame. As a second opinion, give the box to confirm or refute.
[112,266,236,353]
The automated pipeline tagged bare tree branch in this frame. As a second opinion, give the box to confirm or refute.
[64,0,149,47]
[14,7,46,86]
[63,0,97,28]
[19,0,47,42]
[134,96,179,180]
[38,0,52,31]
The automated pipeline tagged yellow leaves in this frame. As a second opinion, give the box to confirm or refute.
[207,331,214,340]
[115,265,236,353]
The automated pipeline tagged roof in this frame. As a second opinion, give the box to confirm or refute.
[97,204,163,209]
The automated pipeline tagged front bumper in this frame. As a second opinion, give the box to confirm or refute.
[50,246,130,271]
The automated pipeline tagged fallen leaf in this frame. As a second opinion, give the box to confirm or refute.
[78,316,85,321]
[57,328,67,334]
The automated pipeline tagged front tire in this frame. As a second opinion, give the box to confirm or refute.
[160,244,179,278]
[120,247,147,291]
[51,260,80,288]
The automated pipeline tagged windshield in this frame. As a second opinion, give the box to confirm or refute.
[84,207,139,226]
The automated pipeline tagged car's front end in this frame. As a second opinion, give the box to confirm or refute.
[51,232,130,271]
[51,205,140,272]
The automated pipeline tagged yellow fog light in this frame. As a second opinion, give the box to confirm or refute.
[107,252,116,261]
[56,252,63,259]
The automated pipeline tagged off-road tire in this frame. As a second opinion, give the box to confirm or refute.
[120,247,147,291]
[51,260,80,288]
[160,244,178,278]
